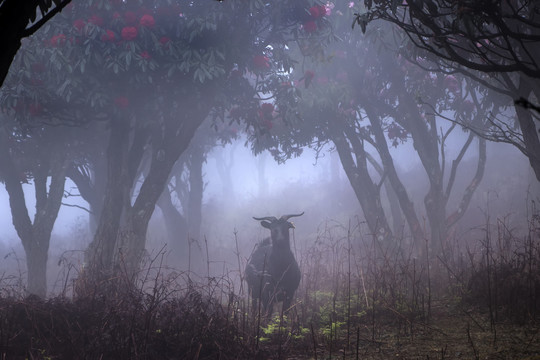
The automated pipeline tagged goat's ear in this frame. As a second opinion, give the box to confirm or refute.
[261,221,272,229]
[288,222,295,229]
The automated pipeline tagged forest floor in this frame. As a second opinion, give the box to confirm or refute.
[0,280,539,359]
[315,305,540,360]
[261,312,540,359]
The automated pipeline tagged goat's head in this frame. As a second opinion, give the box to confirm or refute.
[253,212,304,249]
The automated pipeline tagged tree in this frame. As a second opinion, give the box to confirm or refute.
[157,118,238,268]
[0,0,72,87]
[356,0,540,181]
[2,0,330,291]
[261,3,496,254]
[0,117,75,297]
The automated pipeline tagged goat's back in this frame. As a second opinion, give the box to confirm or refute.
[245,238,272,296]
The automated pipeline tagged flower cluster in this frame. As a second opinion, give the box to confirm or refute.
[139,14,155,28]
[71,10,158,43]
[253,55,270,70]
[49,34,67,47]
[121,26,138,41]
[303,4,328,33]
[309,5,327,19]
[387,122,408,147]
[444,75,460,94]
[101,29,115,42]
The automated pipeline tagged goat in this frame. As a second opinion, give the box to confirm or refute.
[245,212,304,316]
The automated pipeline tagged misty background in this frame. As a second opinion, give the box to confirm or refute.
[0,131,536,294]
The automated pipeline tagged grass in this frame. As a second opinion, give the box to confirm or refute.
[0,212,539,359]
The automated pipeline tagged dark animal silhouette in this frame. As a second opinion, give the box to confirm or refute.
[245,212,304,316]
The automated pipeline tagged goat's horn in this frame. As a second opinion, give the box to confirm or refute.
[253,216,278,222]
[280,212,305,221]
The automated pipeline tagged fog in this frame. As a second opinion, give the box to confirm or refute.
[0,0,538,302]
[1,130,537,293]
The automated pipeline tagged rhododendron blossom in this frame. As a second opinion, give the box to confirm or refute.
[229,107,241,118]
[140,51,151,59]
[101,29,115,42]
[139,14,155,28]
[88,15,104,27]
[253,55,270,69]
[73,19,85,32]
[50,34,66,47]
[159,36,171,45]
[444,75,460,94]
[262,119,273,130]
[114,96,129,108]
[309,5,326,18]
[121,26,138,41]
[303,21,317,33]
[260,103,274,115]
[303,70,315,88]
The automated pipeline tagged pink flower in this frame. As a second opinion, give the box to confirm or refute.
[325,2,334,15]
[262,119,273,130]
[253,55,270,69]
[29,103,42,116]
[140,51,151,59]
[139,14,155,28]
[304,69,315,88]
[88,15,104,27]
[50,34,66,47]
[309,5,326,18]
[159,36,171,45]
[444,75,460,94]
[260,103,274,114]
[73,19,86,32]
[229,107,241,118]
[309,5,321,18]
[121,26,138,41]
[114,96,129,108]
[230,68,242,78]
[101,29,115,42]
[303,21,317,33]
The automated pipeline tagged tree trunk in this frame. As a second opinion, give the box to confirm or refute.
[85,116,130,274]
[119,113,208,276]
[157,187,189,260]
[187,143,204,242]
[332,131,393,244]
[366,105,425,249]
[26,234,49,297]
[515,78,540,182]
[214,143,236,205]
[257,152,268,197]
[0,129,67,297]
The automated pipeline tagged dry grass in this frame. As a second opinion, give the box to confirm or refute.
[1,212,539,359]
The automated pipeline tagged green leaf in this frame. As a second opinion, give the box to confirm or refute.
[126,51,132,68]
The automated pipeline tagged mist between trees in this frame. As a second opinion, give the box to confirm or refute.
[0,0,538,318]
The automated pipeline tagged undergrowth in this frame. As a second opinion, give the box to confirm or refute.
[1,211,540,359]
